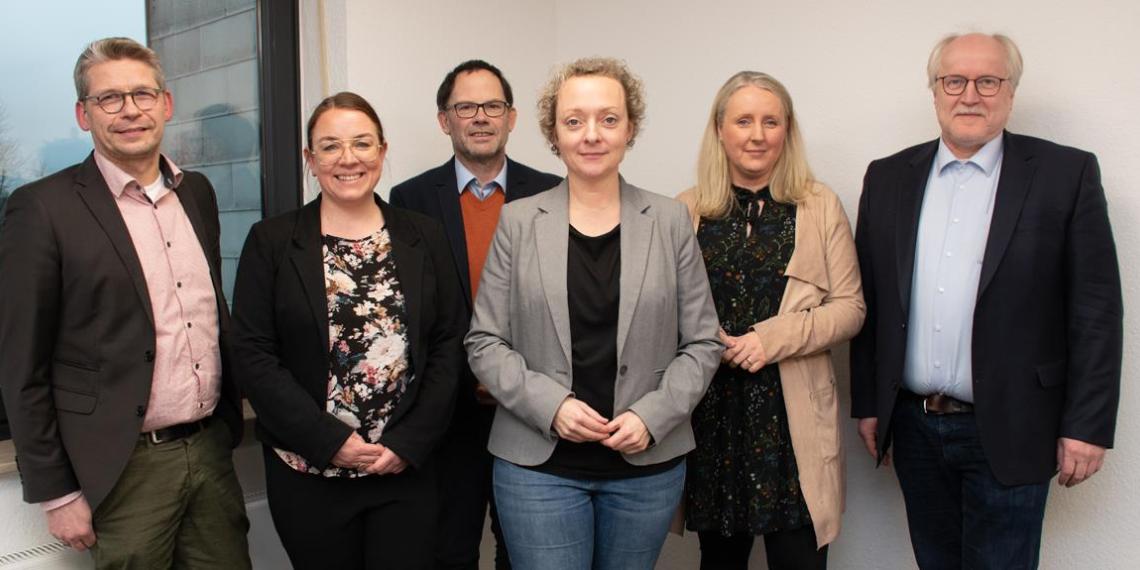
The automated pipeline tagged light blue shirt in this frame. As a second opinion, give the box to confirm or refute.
[455,159,507,201]
[904,135,1003,402]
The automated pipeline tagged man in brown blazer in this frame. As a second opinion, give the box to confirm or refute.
[0,38,249,568]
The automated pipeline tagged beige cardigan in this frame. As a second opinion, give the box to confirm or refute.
[677,184,865,547]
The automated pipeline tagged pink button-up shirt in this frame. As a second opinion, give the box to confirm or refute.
[94,151,222,432]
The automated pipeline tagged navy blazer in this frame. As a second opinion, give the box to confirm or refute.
[230,195,464,470]
[850,131,1123,485]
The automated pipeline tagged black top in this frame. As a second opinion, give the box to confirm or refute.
[534,224,679,479]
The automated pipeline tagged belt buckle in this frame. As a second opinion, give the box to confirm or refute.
[148,430,166,445]
[922,397,929,414]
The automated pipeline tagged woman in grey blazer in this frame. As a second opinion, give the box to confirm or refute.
[465,57,722,570]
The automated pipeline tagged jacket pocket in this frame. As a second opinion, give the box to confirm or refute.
[809,380,841,461]
[1036,360,1066,388]
[53,357,100,372]
[51,360,100,409]
[53,387,97,414]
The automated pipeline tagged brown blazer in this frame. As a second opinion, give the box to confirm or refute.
[0,154,243,509]
[678,184,864,547]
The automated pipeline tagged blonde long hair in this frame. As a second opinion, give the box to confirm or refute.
[694,71,814,219]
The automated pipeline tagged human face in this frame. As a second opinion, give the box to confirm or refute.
[718,85,786,189]
[553,75,633,184]
[437,70,517,166]
[934,34,1015,158]
[304,109,386,206]
[75,59,172,169]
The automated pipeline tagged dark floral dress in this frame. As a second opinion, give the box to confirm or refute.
[685,186,812,536]
[275,228,414,477]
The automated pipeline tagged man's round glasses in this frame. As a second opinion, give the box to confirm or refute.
[449,100,510,119]
[937,75,1007,97]
[312,138,383,166]
[81,88,164,114]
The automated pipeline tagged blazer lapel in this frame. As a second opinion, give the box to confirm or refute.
[382,202,424,377]
[616,180,653,365]
[783,206,828,293]
[895,141,937,317]
[534,183,573,365]
[289,200,329,354]
[978,132,1034,297]
[434,159,472,306]
[72,154,155,326]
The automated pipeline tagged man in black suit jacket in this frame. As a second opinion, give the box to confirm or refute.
[850,33,1122,569]
[0,38,248,568]
[390,60,561,570]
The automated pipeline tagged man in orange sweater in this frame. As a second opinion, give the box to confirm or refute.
[389,60,561,570]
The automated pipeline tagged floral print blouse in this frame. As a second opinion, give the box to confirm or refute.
[275,227,414,477]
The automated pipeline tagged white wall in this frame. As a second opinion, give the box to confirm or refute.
[309,1,1140,568]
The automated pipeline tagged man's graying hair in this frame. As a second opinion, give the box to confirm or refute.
[74,37,166,99]
[927,33,1023,90]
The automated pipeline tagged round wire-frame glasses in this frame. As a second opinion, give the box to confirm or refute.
[937,75,1008,97]
[81,88,164,114]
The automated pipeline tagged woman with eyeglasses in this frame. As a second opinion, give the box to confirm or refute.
[677,72,865,569]
[231,91,464,569]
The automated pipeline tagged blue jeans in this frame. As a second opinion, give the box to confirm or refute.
[891,395,1050,570]
[493,458,685,570]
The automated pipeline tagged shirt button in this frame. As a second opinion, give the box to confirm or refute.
[619,365,628,375]
[938,287,945,293]
[945,251,953,257]
[935,325,942,332]
[166,241,172,248]
[144,350,155,362]
[186,322,192,329]
[194,363,200,370]
[952,218,960,224]
[136,405,146,417]
[176,281,182,288]
[934,361,942,369]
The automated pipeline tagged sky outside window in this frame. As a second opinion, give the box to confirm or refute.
[0,1,145,192]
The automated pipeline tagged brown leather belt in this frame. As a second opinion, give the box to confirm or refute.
[141,417,210,445]
[903,390,974,415]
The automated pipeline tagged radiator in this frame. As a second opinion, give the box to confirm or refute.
[0,492,279,569]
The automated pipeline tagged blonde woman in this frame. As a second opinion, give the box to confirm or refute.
[677,72,865,569]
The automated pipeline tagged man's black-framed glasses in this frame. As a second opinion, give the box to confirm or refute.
[449,100,510,118]
[81,88,165,114]
[937,75,1007,97]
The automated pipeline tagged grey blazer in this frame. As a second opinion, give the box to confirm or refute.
[465,179,722,467]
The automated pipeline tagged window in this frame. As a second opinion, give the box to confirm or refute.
[148,1,263,297]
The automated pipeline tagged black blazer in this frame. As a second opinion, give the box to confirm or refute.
[389,157,561,424]
[850,131,1123,485]
[0,154,243,508]
[231,195,464,470]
